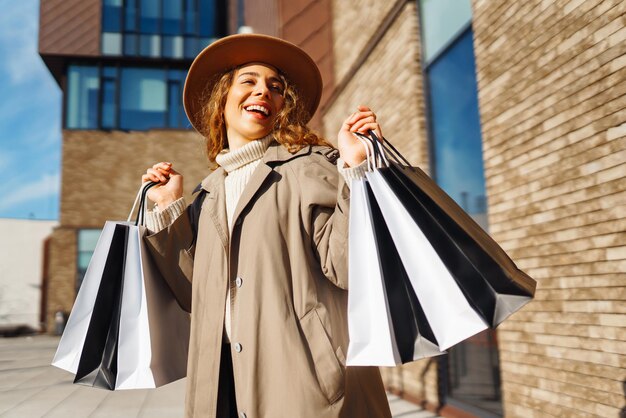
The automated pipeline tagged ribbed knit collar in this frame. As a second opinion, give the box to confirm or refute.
[215,134,275,173]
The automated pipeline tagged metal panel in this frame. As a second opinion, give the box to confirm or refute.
[39,0,101,57]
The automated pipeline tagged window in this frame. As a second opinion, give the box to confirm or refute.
[66,66,100,129]
[419,0,502,416]
[101,0,226,58]
[77,229,102,291]
[66,64,190,130]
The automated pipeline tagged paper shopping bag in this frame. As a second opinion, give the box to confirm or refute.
[379,162,535,326]
[53,182,190,390]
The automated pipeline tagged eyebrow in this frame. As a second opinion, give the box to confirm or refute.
[237,72,284,84]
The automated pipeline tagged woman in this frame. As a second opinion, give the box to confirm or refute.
[142,34,391,418]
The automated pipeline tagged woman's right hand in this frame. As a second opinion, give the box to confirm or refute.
[141,162,184,208]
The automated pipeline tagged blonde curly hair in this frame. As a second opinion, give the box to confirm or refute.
[198,66,332,163]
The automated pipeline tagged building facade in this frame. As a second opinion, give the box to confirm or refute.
[322,0,625,417]
[41,0,625,416]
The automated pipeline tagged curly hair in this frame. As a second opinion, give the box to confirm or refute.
[198,66,332,164]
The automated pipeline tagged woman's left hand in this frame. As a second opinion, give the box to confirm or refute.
[337,105,383,167]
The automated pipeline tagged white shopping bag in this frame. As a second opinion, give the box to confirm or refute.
[366,171,488,350]
[346,179,400,366]
[52,222,117,374]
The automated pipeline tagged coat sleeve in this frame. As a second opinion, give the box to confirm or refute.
[144,208,195,313]
[299,153,351,290]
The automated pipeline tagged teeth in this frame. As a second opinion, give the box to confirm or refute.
[245,105,269,116]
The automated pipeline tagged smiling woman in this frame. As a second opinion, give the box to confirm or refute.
[139,33,389,418]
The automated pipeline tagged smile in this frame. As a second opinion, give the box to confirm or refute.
[244,104,271,117]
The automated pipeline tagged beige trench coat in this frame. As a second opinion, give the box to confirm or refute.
[146,142,391,418]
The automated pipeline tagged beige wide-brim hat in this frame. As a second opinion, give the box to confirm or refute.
[183,33,323,135]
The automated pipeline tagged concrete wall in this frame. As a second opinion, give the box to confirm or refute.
[0,219,57,331]
[472,0,626,416]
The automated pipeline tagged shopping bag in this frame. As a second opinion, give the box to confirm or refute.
[366,170,489,350]
[347,139,443,366]
[359,131,535,350]
[347,179,399,366]
[379,162,535,326]
[52,182,190,389]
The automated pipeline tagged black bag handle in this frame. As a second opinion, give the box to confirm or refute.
[133,181,159,226]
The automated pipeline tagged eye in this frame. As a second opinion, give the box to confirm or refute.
[241,79,255,85]
[271,84,284,92]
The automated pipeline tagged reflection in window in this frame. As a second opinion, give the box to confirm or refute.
[66,65,189,130]
[77,229,102,291]
[66,66,99,129]
[425,29,487,225]
[120,68,166,130]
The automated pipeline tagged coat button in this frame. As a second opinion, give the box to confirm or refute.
[235,277,243,288]
[234,343,242,353]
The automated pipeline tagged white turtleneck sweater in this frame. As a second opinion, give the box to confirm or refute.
[146,136,366,342]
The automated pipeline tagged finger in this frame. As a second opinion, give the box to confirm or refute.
[147,168,168,183]
[354,122,382,136]
[357,105,372,113]
[349,116,376,132]
[347,111,375,125]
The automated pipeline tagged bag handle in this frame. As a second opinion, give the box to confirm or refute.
[127,181,158,225]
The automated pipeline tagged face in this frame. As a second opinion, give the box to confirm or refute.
[223,63,285,146]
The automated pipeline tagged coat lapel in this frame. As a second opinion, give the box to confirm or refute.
[230,142,313,229]
[200,168,229,250]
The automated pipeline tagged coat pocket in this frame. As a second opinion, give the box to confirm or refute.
[299,306,345,404]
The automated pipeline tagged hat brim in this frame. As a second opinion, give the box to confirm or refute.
[183,34,323,136]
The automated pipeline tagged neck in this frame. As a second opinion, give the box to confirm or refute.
[226,130,266,151]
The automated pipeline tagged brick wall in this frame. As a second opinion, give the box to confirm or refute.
[60,130,208,227]
[472,0,626,416]
[324,0,428,170]
[47,129,209,329]
[46,228,77,332]
[323,0,437,408]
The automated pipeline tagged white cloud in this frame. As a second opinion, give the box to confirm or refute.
[0,172,60,211]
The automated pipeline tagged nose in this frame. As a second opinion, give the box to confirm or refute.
[253,81,271,99]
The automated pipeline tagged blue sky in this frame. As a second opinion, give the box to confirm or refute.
[0,0,61,220]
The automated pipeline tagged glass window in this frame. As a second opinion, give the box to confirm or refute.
[120,68,167,130]
[163,36,184,59]
[125,0,138,31]
[163,0,183,35]
[101,78,117,129]
[419,0,472,63]
[102,0,123,32]
[66,66,100,129]
[426,29,487,225]
[139,34,161,57]
[102,32,122,55]
[124,34,138,55]
[198,0,216,37]
[168,81,182,127]
[77,229,102,291]
[139,0,160,33]
[184,36,199,59]
[184,0,197,35]
[102,0,224,57]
